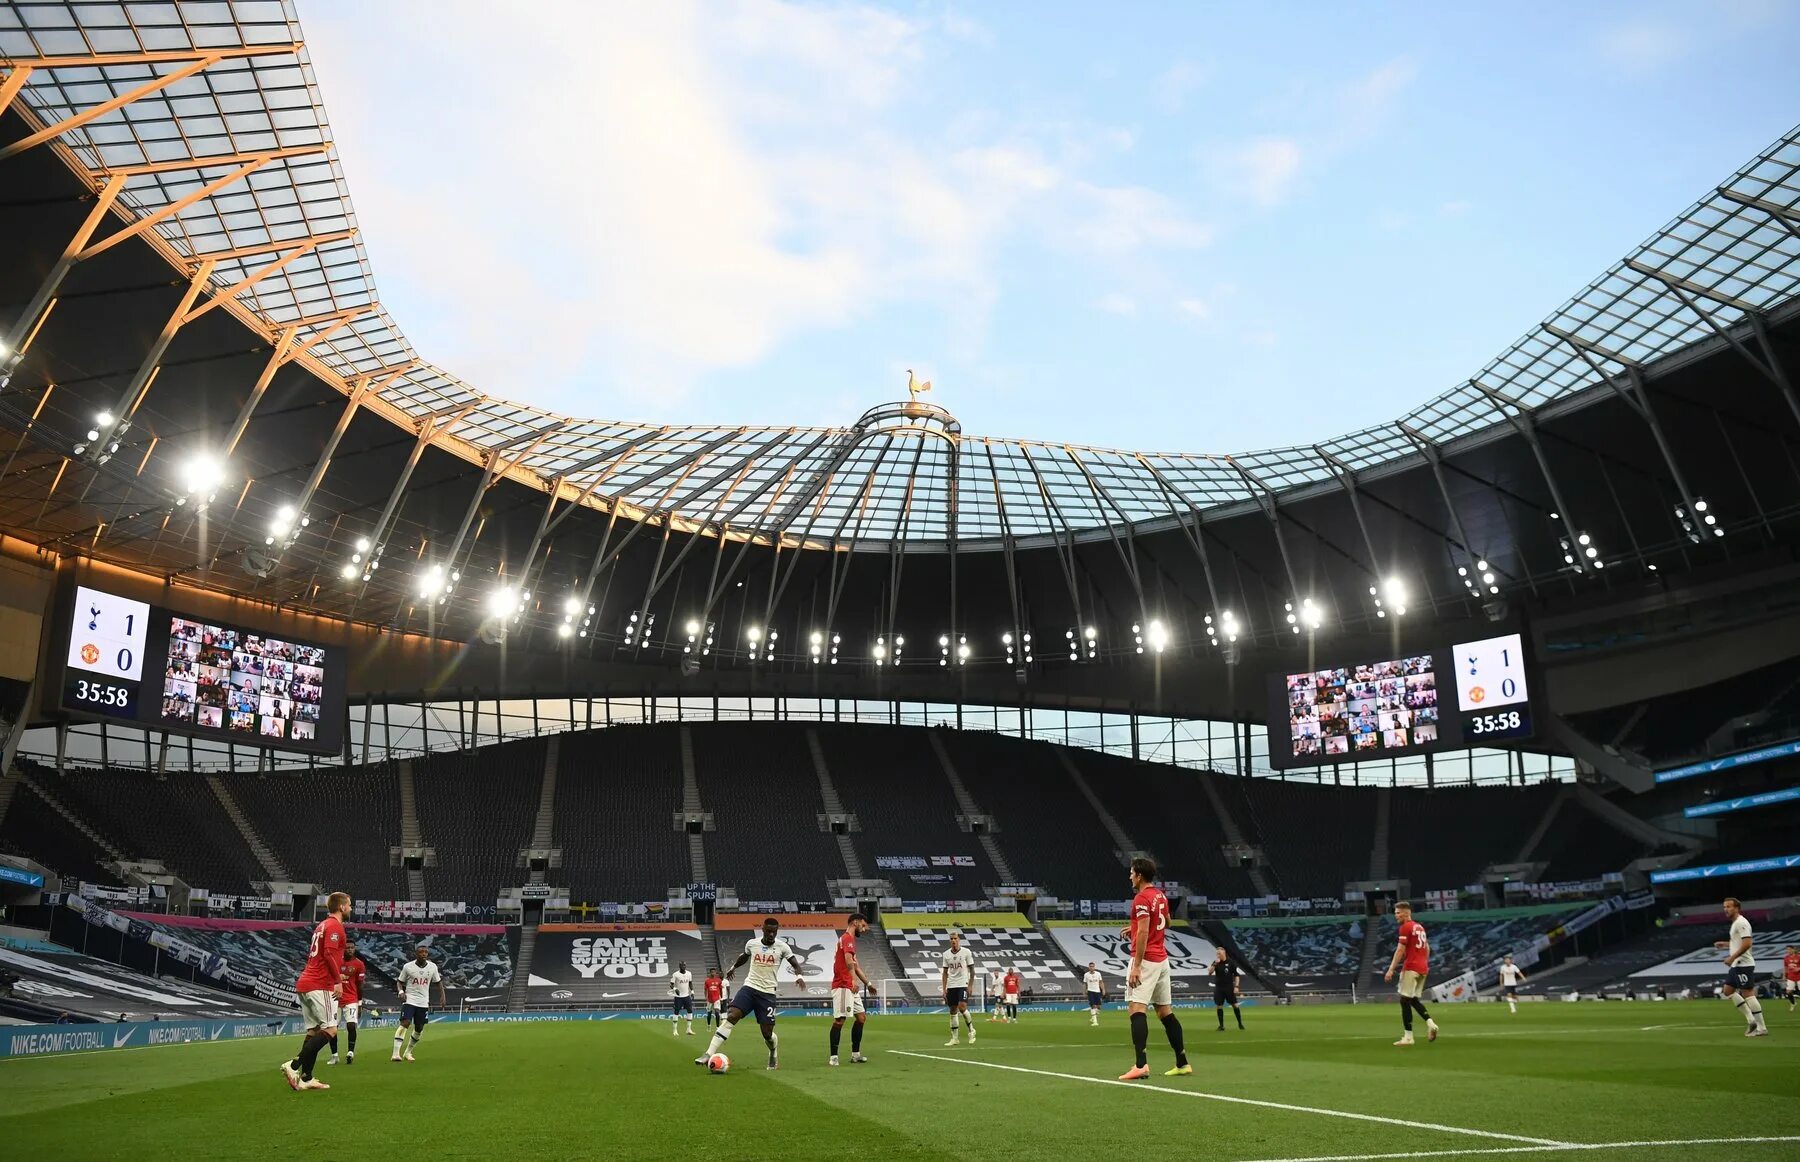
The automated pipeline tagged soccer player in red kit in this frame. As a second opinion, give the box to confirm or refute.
[1002,969,1022,1022]
[283,891,351,1091]
[326,939,368,1065]
[828,915,874,1065]
[1382,901,1440,1046]
[1784,945,1799,1012]
[703,969,725,1027]
[1119,856,1190,1080]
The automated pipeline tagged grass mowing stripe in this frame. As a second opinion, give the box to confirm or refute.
[1240,1135,1800,1162]
[888,1050,1574,1147]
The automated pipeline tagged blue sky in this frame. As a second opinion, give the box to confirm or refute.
[303,0,1800,453]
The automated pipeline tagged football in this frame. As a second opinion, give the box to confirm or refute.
[707,1053,730,1074]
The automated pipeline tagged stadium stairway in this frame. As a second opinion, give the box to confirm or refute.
[679,727,708,883]
[1057,749,1143,864]
[926,729,1016,883]
[19,770,123,866]
[1199,774,1274,897]
[807,728,864,879]
[531,735,559,853]
[397,759,426,899]
[204,774,287,881]
[860,926,920,1005]
[1368,787,1391,881]
[507,922,539,1010]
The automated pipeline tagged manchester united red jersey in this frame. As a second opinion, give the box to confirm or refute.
[1130,885,1171,963]
[1003,971,1021,994]
[704,975,724,1002]
[340,955,366,1005]
[1397,919,1430,975]
[1785,952,1800,982]
[832,931,857,990]
[295,915,345,993]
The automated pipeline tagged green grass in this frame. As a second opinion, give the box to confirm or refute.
[5,1003,1799,1160]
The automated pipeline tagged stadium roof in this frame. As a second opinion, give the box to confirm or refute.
[3,5,1798,549]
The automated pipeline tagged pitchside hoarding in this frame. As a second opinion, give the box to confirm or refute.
[1630,929,1800,978]
[527,924,708,1003]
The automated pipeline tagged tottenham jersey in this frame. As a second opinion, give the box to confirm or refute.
[940,946,975,988]
[669,970,693,998]
[398,960,441,1007]
[742,937,795,993]
[1499,963,1524,986]
[1727,915,1756,968]
[1083,970,1103,992]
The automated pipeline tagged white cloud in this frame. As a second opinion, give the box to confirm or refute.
[1597,22,1686,70]
[303,0,1209,416]
[1156,60,1207,113]
[1176,297,1211,320]
[1096,293,1138,316]
[1439,199,1473,218]
[1217,137,1304,207]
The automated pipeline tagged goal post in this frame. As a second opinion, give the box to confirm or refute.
[876,976,986,1013]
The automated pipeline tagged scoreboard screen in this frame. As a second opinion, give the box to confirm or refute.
[60,584,347,756]
[1265,631,1537,770]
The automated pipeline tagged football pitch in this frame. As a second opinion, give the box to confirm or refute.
[5,1003,1798,1160]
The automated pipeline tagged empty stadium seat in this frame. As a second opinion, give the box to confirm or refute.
[413,739,543,902]
[689,724,840,900]
[223,763,408,903]
[555,725,688,902]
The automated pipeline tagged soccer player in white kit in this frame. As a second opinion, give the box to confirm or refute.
[987,968,1006,1022]
[698,917,807,1070]
[1083,963,1106,1026]
[668,961,695,1036]
[940,931,977,1046]
[1714,897,1767,1037]
[1497,954,1527,1014]
[391,946,445,1062]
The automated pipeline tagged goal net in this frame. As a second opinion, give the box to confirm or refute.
[876,976,987,1014]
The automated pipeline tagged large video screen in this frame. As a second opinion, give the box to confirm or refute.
[1266,632,1535,770]
[60,584,347,756]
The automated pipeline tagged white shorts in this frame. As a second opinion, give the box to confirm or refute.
[1398,970,1427,999]
[831,987,865,1018]
[1004,992,1019,1006]
[299,989,335,1029]
[1126,960,1172,1008]
[1786,978,1798,995]
[338,1001,361,1023]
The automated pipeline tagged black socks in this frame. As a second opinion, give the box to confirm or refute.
[1160,1013,1188,1067]
[1130,1011,1149,1067]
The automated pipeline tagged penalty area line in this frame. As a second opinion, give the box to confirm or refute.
[886,1051,1571,1147]
[1239,1135,1800,1162]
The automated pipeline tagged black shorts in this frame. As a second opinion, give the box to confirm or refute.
[1214,990,1237,1007]
[1724,966,1756,991]
[1501,986,1519,998]
[400,1003,429,1029]
[672,996,693,1014]
[945,987,968,1008]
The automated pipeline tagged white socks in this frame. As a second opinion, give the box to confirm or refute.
[1508,1002,1517,1013]
[705,1019,734,1056]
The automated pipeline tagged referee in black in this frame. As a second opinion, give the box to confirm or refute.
[1211,946,1245,1030]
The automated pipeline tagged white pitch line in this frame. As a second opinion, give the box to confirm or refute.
[887,1050,1571,1147]
[1239,1135,1800,1162]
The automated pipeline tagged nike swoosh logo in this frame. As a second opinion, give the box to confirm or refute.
[601,992,628,999]
[210,1027,224,1040]
[114,1029,133,1048]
